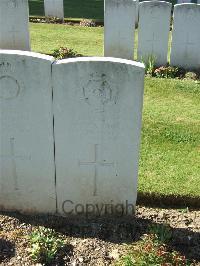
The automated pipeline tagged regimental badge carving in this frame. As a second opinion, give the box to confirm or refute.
[0,75,20,100]
[82,73,118,110]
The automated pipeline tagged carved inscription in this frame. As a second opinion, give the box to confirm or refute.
[0,75,20,99]
[82,73,118,111]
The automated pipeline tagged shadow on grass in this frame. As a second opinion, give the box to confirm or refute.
[0,238,15,263]
[137,192,200,209]
[0,211,199,263]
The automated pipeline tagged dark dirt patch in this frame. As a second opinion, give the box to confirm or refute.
[0,238,15,263]
[0,205,199,265]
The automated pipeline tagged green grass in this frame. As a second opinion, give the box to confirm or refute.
[30,23,138,58]
[139,78,200,197]
[30,23,103,56]
[30,23,200,198]
[29,0,104,20]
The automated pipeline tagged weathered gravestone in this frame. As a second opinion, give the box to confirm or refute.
[137,1,172,66]
[44,0,64,20]
[0,0,30,51]
[0,51,56,214]
[170,4,200,70]
[104,0,136,60]
[53,57,145,216]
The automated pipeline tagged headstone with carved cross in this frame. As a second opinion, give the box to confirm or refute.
[104,0,137,60]
[44,0,64,20]
[0,0,30,50]
[137,1,172,66]
[170,4,200,70]
[53,57,145,216]
[0,50,55,213]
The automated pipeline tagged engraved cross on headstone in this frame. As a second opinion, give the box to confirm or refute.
[79,144,114,196]
[0,138,31,190]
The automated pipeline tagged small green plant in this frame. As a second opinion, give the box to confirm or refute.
[148,224,172,244]
[53,47,82,60]
[116,234,189,266]
[29,226,65,265]
[143,55,156,76]
[121,255,135,266]
[154,66,180,78]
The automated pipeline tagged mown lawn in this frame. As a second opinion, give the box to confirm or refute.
[139,78,200,197]
[30,23,200,198]
[30,23,139,57]
[30,23,104,56]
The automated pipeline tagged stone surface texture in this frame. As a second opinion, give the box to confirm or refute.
[53,57,145,216]
[0,0,30,51]
[104,0,136,60]
[177,0,191,3]
[44,0,64,20]
[170,4,200,70]
[0,51,56,214]
[0,53,145,216]
[137,1,172,66]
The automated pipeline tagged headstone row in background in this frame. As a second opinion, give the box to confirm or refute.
[0,0,200,69]
[0,51,145,215]
[104,0,200,69]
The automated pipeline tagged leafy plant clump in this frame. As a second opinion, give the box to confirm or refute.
[148,223,172,244]
[53,47,82,60]
[154,66,181,79]
[116,225,191,266]
[143,55,156,77]
[79,19,96,27]
[29,226,66,265]
[142,55,195,79]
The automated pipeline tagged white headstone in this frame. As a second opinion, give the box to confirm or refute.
[44,0,64,20]
[104,0,136,60]
[137,1,172,66]
[170,4,200,70]
[0,51,56,214]
[53,57,145,216]
[0,0,30,51]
